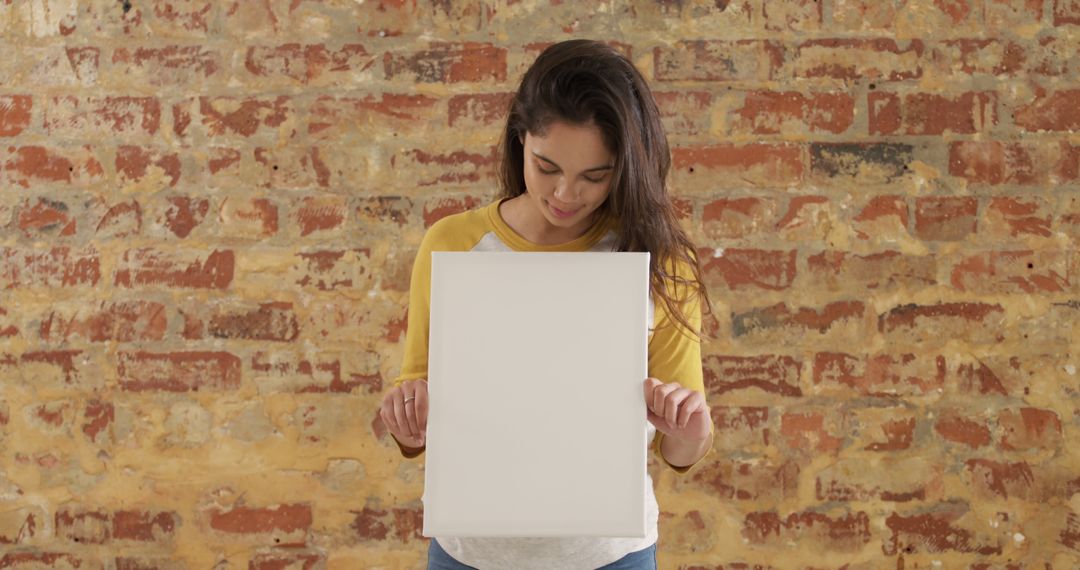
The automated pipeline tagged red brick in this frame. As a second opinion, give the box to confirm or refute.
[423,195,484,228]
[850,195,909,239]
[859,415,915,451]
[114,558,186,570]
[654,40,783,81]
[998,408,1062,451]
[935,414,992,448]
[711,406,770,450]
[162,196,209,238]
[252,146,345,190]
[986,0,1044,32]
[1060,511,1080,551]
[780,411,843,454]
[956,358,1012,396]
[252,351,380,394]
[356,196,412,229]
[112,510,178,541]
[0,350,84,386]
[22,46,100,87]
[949,141,1080,185]
[182,302,300,342]
[82,399,114,442]
[830,0,897,30]
[309,94,439,137]
[812,352,946,397]
[45,96,160,137]
[884,510,1002,555]
[731,301,865,337]
[293,195,348,237]
[208,147,242,175]
[116,145,181,188]
[111,45,222,86]
[878,302,1004,344]
[742,510,870,549]
[293,249,373,291]
[0,552,88,569]
[394,148,497,188]
[951,250,1069,293]
[763,0,823,31]
[983,196,1052,237]
[673,144,803,187]
[702,197,776,239]
[816,457,936,502]
[219,197,279,238]
[384,42,507,83]
[733,91,854,135]
[200,96,294,137]
[701,248,797,291]
[794,39,924,80]
[448,92,513,129]
[703,354,802,397]
[914,196,977,241]
[41,300,167,343]
[115,248,234,289]
[248,551,325,570]
[56,507,110,544]
[0,508,39,544]
[210,503,312,537]
[654,91,713,137]
[0,306,17,338]
[681,457,800,503]
[0,95,32,136]
[244,43,375,84]
[0,247,101,288]
[350,506,423,543]
[869,91,996,135]
[1014,89,1080,132]
[95,200,142,238]
[932,39,1026,76]
[3,145,106,189]
[117,351,241,392]
[1056,0,1080,25]
[774,195,829,233]
[18,197,77,238]
[965,459,1034,499]
[806,251,936,292]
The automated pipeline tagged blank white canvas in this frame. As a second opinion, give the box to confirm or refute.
[422,251,650,538]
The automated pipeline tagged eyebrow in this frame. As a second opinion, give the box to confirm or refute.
[531,151,613,173]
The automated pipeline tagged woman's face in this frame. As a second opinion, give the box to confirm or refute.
[521,120,615,238]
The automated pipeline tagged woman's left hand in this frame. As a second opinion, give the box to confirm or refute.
[643,377,711,441]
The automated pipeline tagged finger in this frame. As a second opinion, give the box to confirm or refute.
[403,395,420,439]
[677,391,705,428]
[415,382,429,434]
[393,391,415,439]
[643,378,662,406]
[652,382,680,421]
[664,388,693,427]
[379,406,399,436]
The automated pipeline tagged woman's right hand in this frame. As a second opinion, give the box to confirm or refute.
[379,378,428,450]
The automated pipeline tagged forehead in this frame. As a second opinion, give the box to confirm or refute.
[525,121,613,164]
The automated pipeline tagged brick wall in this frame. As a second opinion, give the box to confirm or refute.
[0,0,1077,568]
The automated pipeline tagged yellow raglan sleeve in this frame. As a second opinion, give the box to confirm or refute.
[387,224,440,458]
[647,262,713,474]
[392,229,435,388]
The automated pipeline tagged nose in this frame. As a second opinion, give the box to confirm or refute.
[552,177,581,203]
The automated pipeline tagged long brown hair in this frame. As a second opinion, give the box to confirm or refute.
[497,39,713,340]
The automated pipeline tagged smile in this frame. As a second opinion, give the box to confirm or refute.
[548,201,580,218]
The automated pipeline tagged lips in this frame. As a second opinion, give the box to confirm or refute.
[548,201,580,218]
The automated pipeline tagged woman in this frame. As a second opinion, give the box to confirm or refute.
[379,39,715,570]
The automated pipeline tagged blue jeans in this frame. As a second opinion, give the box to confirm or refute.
[427,538,658,569]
